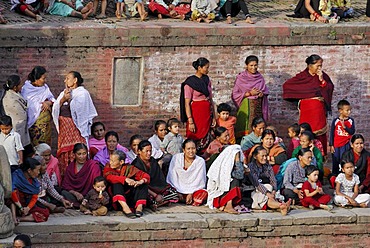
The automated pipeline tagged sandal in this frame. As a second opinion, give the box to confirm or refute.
[124,212,137,219]
[234,205,251,214]
[135,211,143,217]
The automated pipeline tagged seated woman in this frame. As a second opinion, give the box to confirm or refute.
[148,0,190,19]
[219,0,254,24]
[207,144,247,214]
[132,140,178,211]
[61,143,101,208]
[167,139,208,206]
[247,146,291,215]
[240,117,266,154]
[34,155,72,213]
[34,143,61,188]
[103,150,150,218]
[44,0,94,19]
[248,129,287,175]
[10,0,43,22]
[88,122,106,159]
[93,131,131,169]
[299,122,325,156]
[289,0,329,23]
[282,147,313,205]
[341,134,370,193]
[9,157,50,224]
[126,134,144,162]
[203,126,230,161]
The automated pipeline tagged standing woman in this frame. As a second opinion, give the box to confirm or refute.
[1,75,32,154]
[180,57,217,154]
[232,55,269,142]
[52,71,97,176]
[283,54,334,156]
[21,66,55,147]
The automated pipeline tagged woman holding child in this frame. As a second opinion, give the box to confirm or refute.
[232,55,269,142]
[180,57,217,154]
[52,71,97,176]
[283,54,334,156]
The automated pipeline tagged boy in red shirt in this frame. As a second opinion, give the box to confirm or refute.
[216,103,236,144]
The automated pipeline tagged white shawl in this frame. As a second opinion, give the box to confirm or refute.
[21,80,55,128]
[166,153,206,194]
[206,144,244,209]
[52,86,97,144]
[148,134,163,160]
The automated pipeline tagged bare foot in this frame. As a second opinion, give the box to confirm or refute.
[84,210,92,215]
[223,206,239,214]
[116,10,121,19]
[82,7,94,19]
[359,203,368,208]
[140,12,148,21]
[285,198,292,212]
[280,203,288,216]
[205,18,213,23]
[226,16,232,24]
[245,16,254,24]
[158,14,162,19]
[35,14,42,22]
[81,2,93,14]
[0,14,7,24]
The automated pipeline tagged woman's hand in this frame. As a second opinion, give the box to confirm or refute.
[71,191,84,201]
[155,194,164,203]
[293,189,304,199]
[211,117,217,128]
[134,179,145,187]
[22,206,30,216]
[62,199,73,208]
[125,178,136,186]
[41,100,52,112]
[186,194,193,205]
[188,122,196,133]
[317,68,324,81]
[317,16,327,23]
[250,88,260,96]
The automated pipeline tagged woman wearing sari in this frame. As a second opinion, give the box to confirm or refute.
[180,57,217,154]
[167,139,208,206]
[342,134,370,193]
[52,71,97,176]
[21,66,55,147]
[9,157,49,224]
[283,54,334,156]
[132,140,178,210]
[61,143,101,208]
[232,55,269,143]
[1,75,31,153]
[248,129,287,175]
[34,143,61,187]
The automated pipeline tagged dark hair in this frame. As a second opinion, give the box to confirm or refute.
[20,157,41,172]
[138,140,152,151]
[300,131,314,142]
[69,71,84,86]
[0,115,12,126]
[28,66,46,82]
[217,103,231,114]
[112,150,126,162]
[305,54,322,65]
[129,134,143,145]
[105,131,119,143]
[337,99,350,110]
[167,118,181,130]
[296,147,311,159]
[214,126,227,138]
[94,176,106,186]
[3,75,21,91]
[350,134,364,144]
[91,122,105,134]
[14,234,32,247]
[305,165,318,176]
[251,145,267,158]
[73,143,88,153]
[192,57,209,70]
[182,138,196,149]
[245,55,259,65]
[299,122,312,133]
[154,120,166,131]
[288,123,300,136]
[251,117,266,128]
[261,129,276,141]
[340,159,354,172]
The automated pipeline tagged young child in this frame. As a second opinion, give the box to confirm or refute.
[301,165,333,210]
[287,123,300,158]
[0,115,23,172]
[266,125,286,150]
[148,120,167,160]
[80,176,110,216]
[160,118,184,155]
[115,0,130,19]
[190,0,217,23]
[130,0,148,21]
[216,103,236,145]
[334,161,370,208]
[92,0,107,19]
[329,100,355,176]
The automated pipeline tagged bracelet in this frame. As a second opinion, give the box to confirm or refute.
[313,12,321,19]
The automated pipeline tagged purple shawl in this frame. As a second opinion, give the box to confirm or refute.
[61,159,101,196]
[93,145,131,165]
[232,71,269,120]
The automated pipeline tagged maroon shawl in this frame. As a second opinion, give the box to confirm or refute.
[282,68,334,112]
[232,71,269,120]
[62,159,102,196]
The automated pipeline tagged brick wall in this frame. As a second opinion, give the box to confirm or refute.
[0,45,369,148]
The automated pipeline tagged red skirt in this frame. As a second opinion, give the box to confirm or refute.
[299,98,327,135]
[213,187,241,208]
[186,100,212,141]
[29,206,50,223]
[148,2,190,16]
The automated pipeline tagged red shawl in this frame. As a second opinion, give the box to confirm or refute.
[103,164,150,185]
[282,68,334,112]
[61,159,101,196]
[232,71,269,120]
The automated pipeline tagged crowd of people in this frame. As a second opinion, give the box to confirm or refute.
[0,0,369,24]
[0,54,369,226]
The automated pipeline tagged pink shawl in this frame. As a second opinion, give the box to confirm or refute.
[46,155,62,186]
[232,71,269,120]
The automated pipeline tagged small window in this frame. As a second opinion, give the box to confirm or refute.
[112,57,143,106]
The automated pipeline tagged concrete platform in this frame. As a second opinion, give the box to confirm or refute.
[0,204,369,247]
